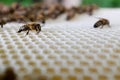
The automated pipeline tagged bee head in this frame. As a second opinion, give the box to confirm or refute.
[94,24,98,28]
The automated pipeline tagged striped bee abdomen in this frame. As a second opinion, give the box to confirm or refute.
[94,21,103,28]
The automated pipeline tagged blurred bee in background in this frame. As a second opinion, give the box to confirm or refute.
[85,4,98,16]
[66,7,76,20]
[94,18,110,28]
[17,22,42,35]
[36,12,46,24]
[2,67,17,80]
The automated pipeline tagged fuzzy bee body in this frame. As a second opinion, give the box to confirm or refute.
[94,18,110,28]
[17,22,41,35]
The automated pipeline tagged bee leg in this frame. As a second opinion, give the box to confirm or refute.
[1,25,3,28]
[25,30,30,36]
[35,26,39,34]
[38,26,41,32]
[36,26,41,34]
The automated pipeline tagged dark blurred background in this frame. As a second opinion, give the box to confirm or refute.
[0,0,120,7]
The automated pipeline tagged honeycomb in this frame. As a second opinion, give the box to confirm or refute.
[0,9,120,80]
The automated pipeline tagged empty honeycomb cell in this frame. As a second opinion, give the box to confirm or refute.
[43,49,52,54]
[15,60,23,66]
[2,59,10,65]
[15,42,22,45]
[32,50,39,54]
[83,75,92,80]
[12,38,19,42]
[72,55,81,60]
[35,55,44,60]
[23,74,31,80]
[117,66,120,72]
[9,50,17,54]
[24,55,32,60]
[7,45,14,49]
[107,60,116,66]
[82,45,92,50]
[88,67,98,73]
[20,50,27,54]
[0,44,3,48]
[28,61,36,66]
[52,75,62,80]
[45,40,55,45]
[48,55,57,60]
[60,67,69,73]
[93,44,102,48]
[71,45,80,50]
[104,44,113,48]
[113,48,120,53]
[114,74,120,80]
[0,49,5,54]
[39,44,48,49]
[28,45,35,49]
[54,49,64,54]
[89,49,99,54]
[74,67,84,73]
[85,55,94,60]
[80,61,89,66]
[98,75,108,80]
[32,68,41,74]
[101,48,111,53]
[103,67,112,73]
[61,55,69,60]
[98,54,106,59]
[24,42,31,46]
[77,50,86,54]
[93,61,102,66]
[48,44,59,49]
[60,45,70,49]
[5,41,11,45]
[54,61,62,66]
[10,35,17,38]
[66,49,77,54]
[65,42,75,45]
[0,54,8,59]
[41,61,49,66]
[110,54,119,59]
[47,68,55,73]
[37,75,48,80]
[67,61,74,65]
[67,75,77,80]
[108,40,116,44]
[12,54,19,59]
[18,67,27,73]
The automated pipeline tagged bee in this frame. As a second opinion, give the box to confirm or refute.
[94,18,110,28]
[2,67,17,80]
[17,22,41,35]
